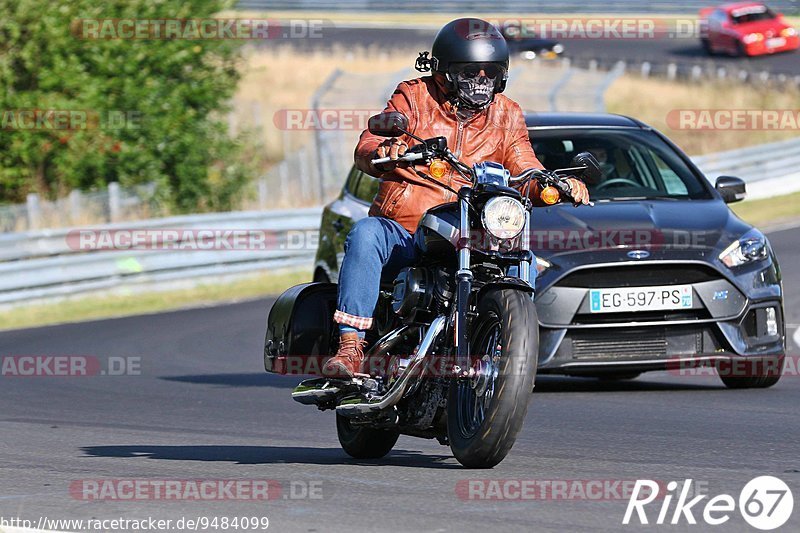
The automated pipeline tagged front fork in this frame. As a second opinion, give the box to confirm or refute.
[453,189,534,375]
[454,189,472,375]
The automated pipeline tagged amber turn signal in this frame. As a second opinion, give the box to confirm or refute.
[429,159,447,179]
[540,186,560,205]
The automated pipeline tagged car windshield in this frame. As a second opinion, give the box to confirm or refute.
[529,128,713,201]
[731,6,775,24]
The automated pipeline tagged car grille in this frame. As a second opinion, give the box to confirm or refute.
[557,264,721,288]
[571,327,668,360]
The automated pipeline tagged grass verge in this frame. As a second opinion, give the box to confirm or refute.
[0,268,311,332]
[731,191,800,228]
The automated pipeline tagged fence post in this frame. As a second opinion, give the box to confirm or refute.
[279,160,290,206]
[257,177,268,210]
[69,190,82,223]
[667,63,677,81]
[310,68,343,205]
[26,193,41,230]
[298,146,311,203]
[108,182,121,223]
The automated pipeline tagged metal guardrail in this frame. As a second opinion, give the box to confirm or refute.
[691,137,800,200]
[0,208,322,306]
[0,137,797,306]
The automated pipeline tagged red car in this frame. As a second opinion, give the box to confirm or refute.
[699,2,799,56]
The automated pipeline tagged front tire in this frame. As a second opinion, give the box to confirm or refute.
[336,414,399,459]
[447,289,539,468]
[719,356,783,389]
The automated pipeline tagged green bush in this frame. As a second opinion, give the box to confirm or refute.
[0,0,251,212]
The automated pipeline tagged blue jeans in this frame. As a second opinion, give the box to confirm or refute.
[335,217,419,329]
[335,216,537,330]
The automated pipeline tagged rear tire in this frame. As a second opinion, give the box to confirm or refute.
[701,38,714,55]
[447,289,538,469]
[336,414,399,459]
[719,356,783,389]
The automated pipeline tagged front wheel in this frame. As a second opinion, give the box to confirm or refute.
[447,289,539,468]
[718,356,784,389]
[336,414,399,459]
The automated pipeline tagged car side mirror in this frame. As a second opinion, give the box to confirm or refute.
[715,176,747,203]
[368,112,409,137]
[570,151,602,182]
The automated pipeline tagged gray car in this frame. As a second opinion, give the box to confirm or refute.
[313,113,785,389]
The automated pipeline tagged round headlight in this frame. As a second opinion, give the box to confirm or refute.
[481,197,526,240]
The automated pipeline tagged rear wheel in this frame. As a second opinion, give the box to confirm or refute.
[336,414,399,459]
[447,289,538,469]
[701,38,714,55]
[718,356,784,389]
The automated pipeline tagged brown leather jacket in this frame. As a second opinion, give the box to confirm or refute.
[355,75,545,234]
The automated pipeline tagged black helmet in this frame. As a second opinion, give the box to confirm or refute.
[427,18,510,93]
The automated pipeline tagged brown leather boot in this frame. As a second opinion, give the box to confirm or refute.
[323,332,368,378]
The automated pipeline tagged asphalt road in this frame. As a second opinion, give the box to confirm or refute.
[1,224,798,533]
[284,26,800,77]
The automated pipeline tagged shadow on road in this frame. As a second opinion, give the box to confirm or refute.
[161,373,298,389]
[161,372,725,393]
[534,375,723,393]
[80,445,459,468]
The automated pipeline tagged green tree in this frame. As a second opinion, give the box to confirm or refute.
[0,0,250,212]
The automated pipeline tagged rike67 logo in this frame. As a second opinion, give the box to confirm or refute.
[623,476,794,530]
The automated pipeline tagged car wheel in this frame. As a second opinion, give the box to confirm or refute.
[736,41,748,57]
[718,356,783,389]
[701,38,713,55]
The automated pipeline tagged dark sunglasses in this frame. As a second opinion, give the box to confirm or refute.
[449,63,506,80]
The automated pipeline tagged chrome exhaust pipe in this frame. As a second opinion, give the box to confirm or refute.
[336,315,446,417]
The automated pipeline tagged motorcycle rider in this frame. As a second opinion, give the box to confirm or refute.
[324,18,590,378]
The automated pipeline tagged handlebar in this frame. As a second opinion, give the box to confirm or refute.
[371,147,593,206]
[371,152,425,166]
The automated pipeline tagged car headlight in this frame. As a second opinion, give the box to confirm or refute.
[482,197,526,240]
[719,230,768,268]
[742,32,764,44]
[781,27,797,38]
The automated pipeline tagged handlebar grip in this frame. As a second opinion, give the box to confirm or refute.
[370,153,425,166]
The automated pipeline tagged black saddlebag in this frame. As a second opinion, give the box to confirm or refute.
[264,282,338,375]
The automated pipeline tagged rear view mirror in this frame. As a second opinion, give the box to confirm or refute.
[715,176,747,203]
[570,151,602,182]
[368,112,409,137]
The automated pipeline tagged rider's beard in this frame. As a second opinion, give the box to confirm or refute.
[454,73,495,110]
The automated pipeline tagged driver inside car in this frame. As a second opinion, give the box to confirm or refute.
[323,18,590,378]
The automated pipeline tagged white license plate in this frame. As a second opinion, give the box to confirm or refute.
[589,285,693,313]
[766,37,786,48]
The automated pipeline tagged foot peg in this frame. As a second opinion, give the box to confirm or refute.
[291,377,360,408]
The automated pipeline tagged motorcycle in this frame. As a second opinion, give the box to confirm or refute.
[264,111,599,468]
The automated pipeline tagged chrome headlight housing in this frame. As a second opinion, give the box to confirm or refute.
[481,197,526,240]
[719,229,768,268]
